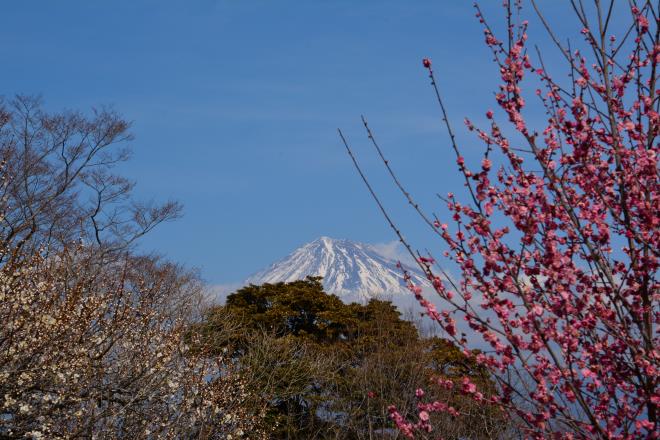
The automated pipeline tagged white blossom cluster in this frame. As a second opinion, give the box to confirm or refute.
[0,247,268,439]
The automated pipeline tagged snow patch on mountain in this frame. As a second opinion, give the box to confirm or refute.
[245,236,429,302]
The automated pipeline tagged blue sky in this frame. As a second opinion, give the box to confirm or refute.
[0,1,579,286]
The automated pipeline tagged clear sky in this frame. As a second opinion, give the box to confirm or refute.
[0,1,578,287]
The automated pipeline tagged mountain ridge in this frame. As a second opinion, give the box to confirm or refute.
[245,236,429,302]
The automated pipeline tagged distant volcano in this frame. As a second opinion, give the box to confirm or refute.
[245,236,429,302]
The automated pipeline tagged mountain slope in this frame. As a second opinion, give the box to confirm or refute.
[245,237,428,302]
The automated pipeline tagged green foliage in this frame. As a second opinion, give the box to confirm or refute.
[193,277,507,439]
[225,277,358,343]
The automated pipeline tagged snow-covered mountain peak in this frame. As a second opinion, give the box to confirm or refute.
[245,237,428,302]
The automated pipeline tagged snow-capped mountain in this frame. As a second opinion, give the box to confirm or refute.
[245,237,429,302]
